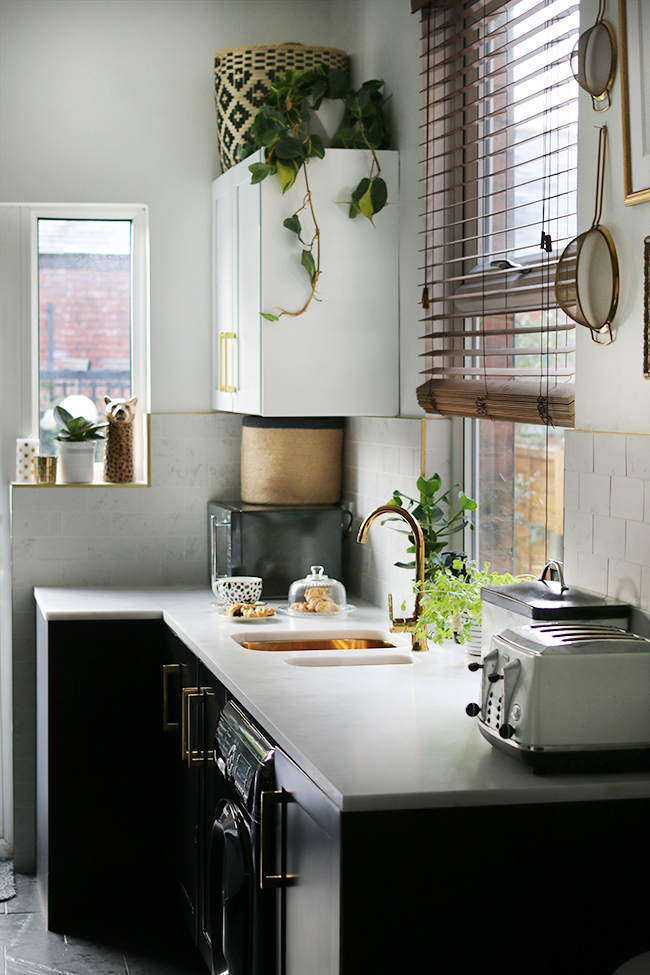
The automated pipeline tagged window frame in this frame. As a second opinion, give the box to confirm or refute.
[29,203,151,483]
[417,0,579,427]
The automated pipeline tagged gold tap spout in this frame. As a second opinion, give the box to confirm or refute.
[356,505,428,651]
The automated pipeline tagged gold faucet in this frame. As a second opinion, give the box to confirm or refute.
[356,505,428,652]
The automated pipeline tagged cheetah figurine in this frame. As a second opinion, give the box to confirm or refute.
[103,395,138,483]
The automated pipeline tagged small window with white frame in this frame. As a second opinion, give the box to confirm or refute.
[31,204,150,482]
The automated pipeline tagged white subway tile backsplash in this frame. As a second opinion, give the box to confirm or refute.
[564,432,650,614]
[564,470,579,511]
[342,416,452,606]
[626,435,650,479]
[593,514,626,560]
[564,430,594,473]
[625,520,650,568]
[610,475,645,521]
[60,511,113,536]
[608,559,642,607]
[576,551,608,595]
[578,472,610,515]
[593,433,626,476]
[564,509,593,553]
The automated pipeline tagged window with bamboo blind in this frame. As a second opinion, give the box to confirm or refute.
[416,0,580,427]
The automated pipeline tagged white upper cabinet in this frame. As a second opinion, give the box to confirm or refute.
[212,149,399,416]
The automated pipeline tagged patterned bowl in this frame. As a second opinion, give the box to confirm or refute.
[212,576,263,605]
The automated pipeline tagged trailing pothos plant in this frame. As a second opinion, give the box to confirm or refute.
[419,559,524,646]
[383,473,477,584]
[241,64,391,321]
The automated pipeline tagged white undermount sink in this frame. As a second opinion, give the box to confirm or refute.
[234,631,414,666]
[285,652,413,667]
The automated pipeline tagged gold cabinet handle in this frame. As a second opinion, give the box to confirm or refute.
[219,331,236,393]
[260,789,297,889]
[182,687,213,767]
[162,663,180,731]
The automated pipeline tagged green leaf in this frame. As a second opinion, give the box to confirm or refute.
[330,127,356,149]
[326,68,349,100]
[358,184,375,222]
[251,106,287,146]
[310,79,328,110]
[416,475,438,497]
[275,135,305,160]
[276,161,298,193]
[308,133,325,159]
[249,162,273,184]
[301,249,316,283]
[370,177,388,214]
[458,493,478,510]
[283,214,302,238]
[351,177,371,205]
[260,312,280,321]
[53,405,72,432]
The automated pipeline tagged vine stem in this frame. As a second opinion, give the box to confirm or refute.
[275,160,321,319]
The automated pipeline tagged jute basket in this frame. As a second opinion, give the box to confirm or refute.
[241,417,344,505]
[214,43,348,172]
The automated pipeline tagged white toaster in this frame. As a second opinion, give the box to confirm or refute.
[466,622,650,774]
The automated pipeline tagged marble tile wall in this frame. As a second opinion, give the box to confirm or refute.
[342,416,453,615]
[563,431,650,614]
[10,412,242,870]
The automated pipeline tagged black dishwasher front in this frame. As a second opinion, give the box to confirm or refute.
[209,701,277,975]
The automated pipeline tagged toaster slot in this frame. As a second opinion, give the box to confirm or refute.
[482,650,505,732]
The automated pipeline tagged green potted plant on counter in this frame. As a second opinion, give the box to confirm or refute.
[418,559,525,650]
[53,405,107,484]
[384,473,477,584]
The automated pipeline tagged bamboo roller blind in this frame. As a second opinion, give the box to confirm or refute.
[416,0,580,426]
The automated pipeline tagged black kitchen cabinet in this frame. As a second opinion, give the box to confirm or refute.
[163,627,225,971]
[36,613,169,937]
[37,611,650,975]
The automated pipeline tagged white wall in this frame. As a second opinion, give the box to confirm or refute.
[575,0,650,435]
[0,0,333,413]
[330,0,424,417]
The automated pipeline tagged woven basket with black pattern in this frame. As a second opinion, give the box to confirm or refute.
[214,43,348,172]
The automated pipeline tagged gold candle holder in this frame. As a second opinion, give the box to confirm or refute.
[35,456,57,485]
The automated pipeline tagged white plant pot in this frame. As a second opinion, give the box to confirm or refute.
[458,611,482,656]
[56,441,96,484]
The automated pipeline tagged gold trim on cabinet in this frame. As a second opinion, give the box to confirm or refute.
[219,332,237,393]
[162,663,180,731]
[260,790,297,889]
[181,686,213,767]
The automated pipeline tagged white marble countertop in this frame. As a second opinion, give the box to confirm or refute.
[34,586,650,812]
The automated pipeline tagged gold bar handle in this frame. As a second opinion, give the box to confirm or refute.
[219,331,236,393]
[260,789,297,889]
[182,687,213,767]
[162,663,180,732]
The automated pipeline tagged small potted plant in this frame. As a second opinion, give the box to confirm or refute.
[383,473,477,584]
[53,405,108,484]
[419,559,530,652]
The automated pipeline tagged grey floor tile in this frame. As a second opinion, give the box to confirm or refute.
[5,875,42,915]
[123,951,206,975]
[1,912,126,975]
[0,875,206,975]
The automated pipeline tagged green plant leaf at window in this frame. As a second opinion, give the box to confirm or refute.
[382,473,477,584]
[419,559,532,646]
[53,405,107,442]
[245,63,391,321]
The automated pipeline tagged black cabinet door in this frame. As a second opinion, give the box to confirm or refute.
[41,617,168,937]
[163,632,227,966]
[164,629,201,941]
[197,661,227,973]
[272,750,340,975]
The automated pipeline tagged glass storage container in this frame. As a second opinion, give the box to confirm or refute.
[287,565,346,614]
